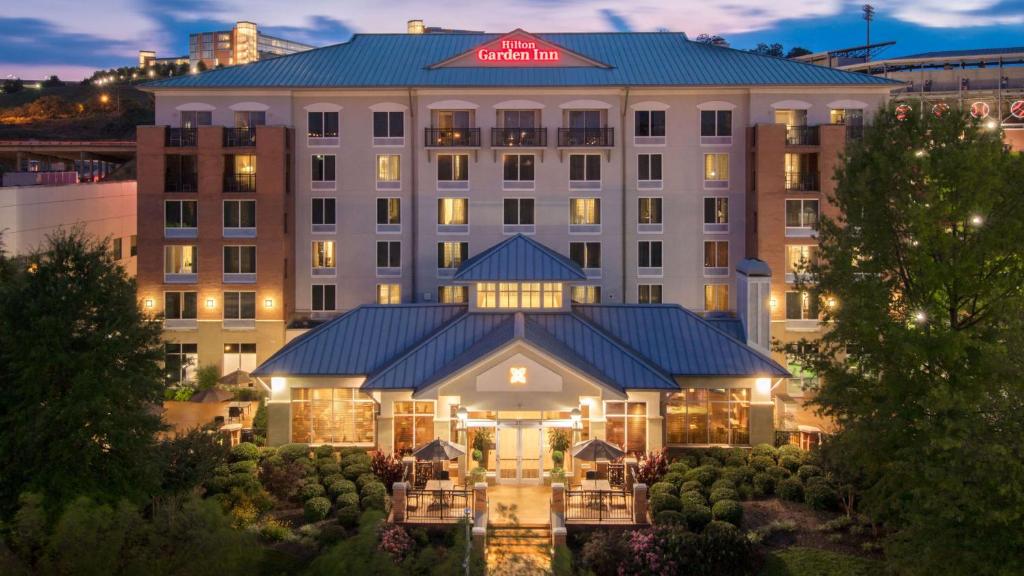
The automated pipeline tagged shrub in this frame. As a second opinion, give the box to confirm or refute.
[317,459,341,477]
[711,478,735,492]
[680,501,712,532]
[370,452,405,491]
[322,473,345,487]
[335,492,360,509]
[721,465,755,485]
[777,444,804,462]
[356,472,380,491]
[649,482,677,499]
[766,465,790,481]
[377,522,415,562]
[667,461,690,475]
[304,496,332,522]
[711,499,743,526]
[661,471,687,490]
[797,464,823,481]
[649,493,683,516]
[680,480,704,495]
[229,460,258,474]
[752,472,776,497]
[749,456,775,471]
[258,519,292,542]
[259,458,306,501]
[654,510,687,526]
[230,442,260,462]
[327,478,357,498]
[710,487,739,504]
[579,529,630,576]
[702,520,753,573]
[683,465,718,487]
[634,449,669,486]
[723,455,747,467]
[804,482,839,511]
[278,443,310,462]
[360,481,387,499]
[777,477,805,502]
[314,445,335,459]
[680,490,707,507]
[699,455,722,467]
[750,443,778,461]
[298,482,326,501]
[341,451,371,469]
[335,504,360,528]
[361,493,386,511]
[736,483,753,501]
[259,446,277,459]
[338,446,366,458]
[343,462,372,481]
[779,455,802,473]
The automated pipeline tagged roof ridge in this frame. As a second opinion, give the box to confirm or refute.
[251,305,365,376]
[559,311,679,384]
[664,304,786,370]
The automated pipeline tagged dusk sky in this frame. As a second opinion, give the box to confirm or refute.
[2,0,1023,80]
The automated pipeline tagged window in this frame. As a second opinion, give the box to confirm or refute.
[503,154,535,182]
[130,235,137,257]
[571,285,601,304]
[520,283,541,308]
[311,155,336,182]
[165,155,197,192]
[704,240,729,270]
[164,245,197,277]
[394,401,435,454]
[180,110,211,128]
[775,109,807,126]
[311,241,336,271]
[373,111,404,138]
[569,242,601,269]
[605,401,646,454]
[499,282,519,308]
[376,241,401,268]
[666,389,750,445]
[704,153,729,185]
[312,284,336,312]
[223,343,256,374]
[785,245,819,282]
[376,198,400,229]
[376,154,400,186]
[312,198,336,227]
[704,284,729,312]
[542,283,564,308]
[503,198,535,226]
[786,291,820,320]
[785,199,819,235]
[475,282,562,309]
[164,343,198,385]
[225,155,256,192]
[437,198,468,226]
[700,110,732,137]
[223,200,256,233]
[830,108,863,125]
[437,154,469,182]
[292,388,375,445]
[223,246,256,275]
[634,110,666,138]
[638,284,662,304]
[111,238,123,260]
[223,291,256,320]
[476,282,497,308]
[234,110,265,128]
[569,154,601,182]
[703,197,729,233]
[164,291,197,320]
[637,154,662,182]
[785,153,819,191]
[638,240,663,268]
[439,285,468,304]
[308,111,339,138]
[377,284,401,304]
[437,241,468,269]
[638,198,662,225]
[569,198,601,227]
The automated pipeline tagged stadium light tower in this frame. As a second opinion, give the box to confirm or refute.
[863,4,875,62]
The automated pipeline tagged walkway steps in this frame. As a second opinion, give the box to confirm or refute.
[486,526,552,576]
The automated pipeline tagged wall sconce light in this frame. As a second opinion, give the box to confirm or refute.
[570,407,582,431]
[264,298,274,309]
[144,298,154,309]
[769,297,778,310]
[756,377,772,395]
[826,297,837,309]
[270,377,286,394]
[205,298,215,309]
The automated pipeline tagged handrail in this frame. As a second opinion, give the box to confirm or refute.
[491,127,547,147]
[558,127,614,147]
[424,128,481,147]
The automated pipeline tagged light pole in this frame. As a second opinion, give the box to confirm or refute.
[570,407,582,477]
[863,4,875,62]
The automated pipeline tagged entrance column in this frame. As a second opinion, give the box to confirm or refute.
[456,407,468,482]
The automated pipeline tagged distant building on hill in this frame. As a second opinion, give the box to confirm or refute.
[139,21,316,72]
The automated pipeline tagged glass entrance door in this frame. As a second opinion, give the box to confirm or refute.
[496,420,543,484]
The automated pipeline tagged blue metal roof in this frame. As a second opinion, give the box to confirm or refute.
[146,32,900,89]
[453,234,586,282]
[572,304,789,377]
[703,314,747,342]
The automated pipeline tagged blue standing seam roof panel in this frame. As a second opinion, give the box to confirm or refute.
[145,32,901,89]
[453,234,586,282]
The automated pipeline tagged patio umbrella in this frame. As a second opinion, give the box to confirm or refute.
[571,438,625,462]
[217,369,252,387]
[412,438,466,461]
[189,388,234,403]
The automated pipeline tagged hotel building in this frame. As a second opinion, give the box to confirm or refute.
[138,27,897,469]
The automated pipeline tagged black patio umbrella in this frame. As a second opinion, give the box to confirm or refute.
[412,438,466,461]
[189,388,234,403]
[217,369,252,387]
[570,438,625,462]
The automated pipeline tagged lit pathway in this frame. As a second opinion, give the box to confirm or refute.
[486,485,552,575]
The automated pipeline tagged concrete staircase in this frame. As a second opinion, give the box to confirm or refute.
[486,525,552,576]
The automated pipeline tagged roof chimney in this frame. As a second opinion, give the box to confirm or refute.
[407,19,425,34]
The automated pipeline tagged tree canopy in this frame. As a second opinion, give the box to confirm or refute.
[787,104,1024,573]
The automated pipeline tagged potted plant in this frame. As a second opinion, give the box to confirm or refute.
[548,428,572,484]
[471,429,492,470]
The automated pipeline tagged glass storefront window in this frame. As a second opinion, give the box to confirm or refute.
[666,388,750,445]
[394,400,435,455]
[604,401,646,455]
[291,388,375,445]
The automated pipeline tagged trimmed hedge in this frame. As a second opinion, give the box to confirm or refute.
[654,510,687,526]
[278,443,310,462]
[752,472,776,498]
[680,490,707,507]
[749,456,775,472]
[680,500,712,532]
[343,462,372,481]
[683,465,718,487]
[335,492,360,509]
[779,455,802,473]
[314,445,336,459]
[709,487,739,504]
[340,451,371,469]
[750,443,779,460]
[710,478,735,492]
[649,482,677,499]
[797,464,823,482]
[298,482,326,501]
[356,473,380,491]
[229,460,258,474]
[336,504,360,528]
[711,499,743,526]
[680,480,704,495]
[777,477,804,502]
[327,478,357,498]
[317,459,341,476]
[361,493,386,511]
[777,444,804,462]
[804,482,839,511]
[649,493,683,516]
[304,496,332,522]
[661,472,687,490]
[230,442,260,462]
[667,462,690,475]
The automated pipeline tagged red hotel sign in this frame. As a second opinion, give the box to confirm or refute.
[476,39,561,64]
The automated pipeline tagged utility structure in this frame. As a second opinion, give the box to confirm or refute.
[863,4,875,62]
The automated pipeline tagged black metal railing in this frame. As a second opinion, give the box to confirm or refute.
[165,173,197,193]
[224,127,256,147]
[785,125,820,146]
[558,127,614,147]
[785,171,820,191]
[845,124,865,141]
[406,488,472,521]
[424,128,481,147]
[608,463,625,489]
[166,127,197,147]
[491,127,547,147]
[565,489,633,522]
[224,173,256,193]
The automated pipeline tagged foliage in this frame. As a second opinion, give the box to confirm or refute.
[156,428,229,496]
[230,442,260,462]
[778,477,805,502]
[751,443,779,460]
[377,522,414,562]
[335,492,360,509]
[335,504,360,529]
[194,364,220,391]
[259,456,307,501]
[679,501,712,532]
[2,77,24,93]
[314,444,335,459]
[0,230,165,510]
[327,478,357,498]
[634,449,669,485]
[667,461,689,475]
[683,465,718,487]
[654,509,686,526]
[547,427,571,454]
[680,490,707,507]
[796,464,822,482]
[251,400,268,439]
[552,543,573,576]
[164,386,195,401]
[613,522,754,576]
[370,452,405,492]
[579,529,630,576]
[304,496,332,522]
[649,482,677,499]
[344,462,372,481]
[711,499,743,526]
[649,493,682,516]
[752,472,776,497]
[748,42,783,57]
[804,481,839,511]
[278,443,310,462]
[760,547,882,576]
[298,482,327,501]
[257,518,293,542]
[709,486,739,504]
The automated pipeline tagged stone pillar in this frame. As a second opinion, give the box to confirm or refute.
[392,482,408,523]
[553,526,567,547]
[473,482,488,517]
[458,426,468,482]
[402,456,416,485]
[633,483,648,524]
[551,483,565,517]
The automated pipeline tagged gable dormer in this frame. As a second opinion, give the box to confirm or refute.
[429,29,612,69]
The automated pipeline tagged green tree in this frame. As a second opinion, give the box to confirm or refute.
[785,46,812,58]
[786,104,1024,574]
[0,230,165,511]
[748,42,784,57]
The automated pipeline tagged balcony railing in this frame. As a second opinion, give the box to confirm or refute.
[565,489,633,523]
[424,128,481,147]
[166,127,197,147]
[405,488,472,522]
[224,173,256,193]
[558,127,614,147]
[165,174,197,193]
[224,127,256,147]
[785,126,820,146]
[785,171,820,192]
[491,127,548,147]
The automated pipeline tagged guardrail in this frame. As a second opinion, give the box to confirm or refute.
[424,128,481,147]
[491,127,547,147]
[406,488,473,521]
[785,126,820,146]
[224,173,256,193]
[558,127,613,147]
[785,171,820,191]
[224,127,256,147]
[565,489,632,523]
[166,128,197,147]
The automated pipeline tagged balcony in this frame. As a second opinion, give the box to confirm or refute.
[224,173,256,193]
[785,126,820,146]
[165,174,197,193]
[785,171,820,192]
[424,128,481,147]
[491,127,547,147]
[558,127,613,147]
[845,124,865,141]
[224,127,256,147]
[166,128,197,147]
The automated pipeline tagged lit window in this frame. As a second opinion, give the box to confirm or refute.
[521,283,541,308]
[438,198,468,225]
[164,343,198,385]
[703,240,729,269]
[110,238,123,260]
[638,284,662,304]
[476,282,497,308]
[569,198,600,225]
[704,197,729,225]
[704,153,729,182]
[666,389,750,445]
[438,285,468,304]
[393,400,435,453]
[571,285,601,304]
[292,388,375,445]
[499,282,519,308]
[542,283,563,308]
[437,241,468,269]
[786,291,820,320]
[638,198,662,225]
[376,154,400,182]
[164,245,197,275]
[605,401,646,454]
[377,198,400,225]
[377,283,401,305]
[704,284,729,312]
[785,245,819,278]
[311,241,335,269]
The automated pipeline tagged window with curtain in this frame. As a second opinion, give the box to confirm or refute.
[703,153,729,182]
[437,154,469,181]
[376,283,401,304]
[437,198,468,225]
[665,388,750,445]
[311,241,335,269]
[376,155,400,182]
[569,198,600,225]
[476,283,497,308]
[704,284,729,312]
[604,401,646,454]
[291,388,375,444]
[439,285,468,304]
[542,283,563,308]
[394,400,435,454]
[376,198,400,225]
[638,198,662,224]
